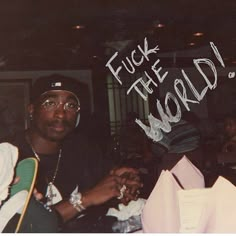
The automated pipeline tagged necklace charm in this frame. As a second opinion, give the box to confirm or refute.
[46,182,56,205]
[45,182,62,206]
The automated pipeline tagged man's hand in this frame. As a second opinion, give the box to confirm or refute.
[33,188,44,201]
[111,167,143,205]
[12,176,20,185]
[82,167,143,208]
[55,167,143,223]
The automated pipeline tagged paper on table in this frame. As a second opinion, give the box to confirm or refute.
[171,155,205,189]
[178,188,211,233]
[178,175,236,233]
[141,170,182,233]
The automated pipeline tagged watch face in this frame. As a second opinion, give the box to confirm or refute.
[69,192,85,212]
[70,192,82,204]
[76,193,82,203]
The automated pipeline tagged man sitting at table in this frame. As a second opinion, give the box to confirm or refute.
[7,74,142,232]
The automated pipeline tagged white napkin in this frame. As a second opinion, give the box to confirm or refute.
[0,142,18,205]
[106,198,146,221]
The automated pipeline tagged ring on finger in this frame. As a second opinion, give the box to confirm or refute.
[117,185,127,199]
[135,189,140,198]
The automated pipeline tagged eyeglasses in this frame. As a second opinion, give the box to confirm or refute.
[41,99,80,113]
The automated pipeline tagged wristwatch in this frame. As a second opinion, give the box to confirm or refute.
[69,189,86,213]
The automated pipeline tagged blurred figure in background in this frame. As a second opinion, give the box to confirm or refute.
[151,98,203,173]
[119,112,157,198]
[221,113,236,153]
[212,113,236,186]
[119,112,147,160]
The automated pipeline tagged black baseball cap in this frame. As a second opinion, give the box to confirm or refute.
[30,74,81,103]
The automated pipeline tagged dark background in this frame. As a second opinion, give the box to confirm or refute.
[0,0,235,147]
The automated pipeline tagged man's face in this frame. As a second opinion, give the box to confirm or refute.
[224,118,236,138]
[30,90,79,142]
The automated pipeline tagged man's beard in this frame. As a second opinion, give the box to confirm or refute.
[33,119,75,142]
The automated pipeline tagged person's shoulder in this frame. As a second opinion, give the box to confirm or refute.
[3,131,33,161]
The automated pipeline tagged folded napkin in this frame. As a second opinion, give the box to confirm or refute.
[141,155,236,233]
[141,170,182,233]
[107,198,146,221]
[170,155,205,189]
[142,155,205,233]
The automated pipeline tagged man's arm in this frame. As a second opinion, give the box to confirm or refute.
[54,167,142,222]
